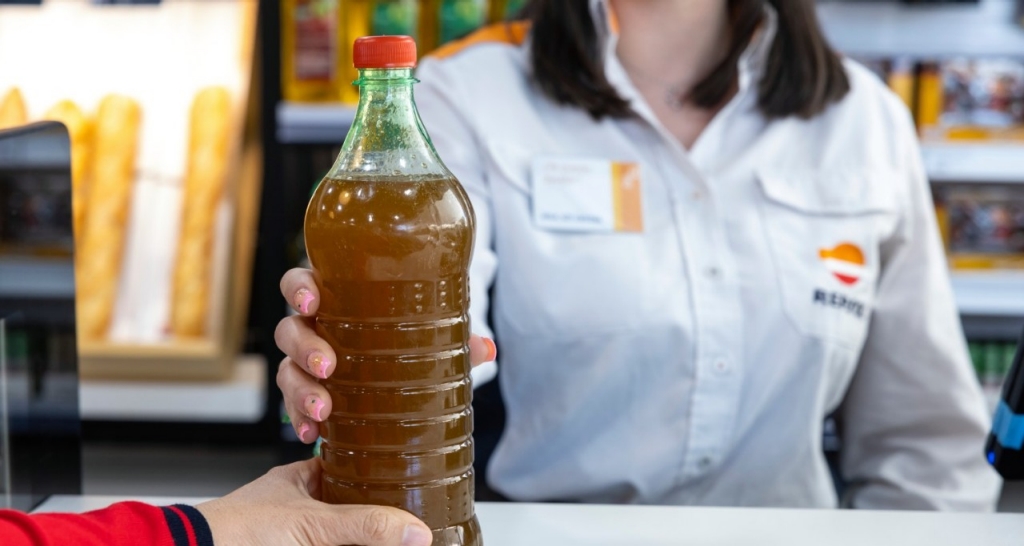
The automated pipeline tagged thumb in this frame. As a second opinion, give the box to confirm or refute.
[314,504,433,546]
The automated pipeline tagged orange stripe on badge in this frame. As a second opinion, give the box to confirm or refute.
[429,21,531,60]
[607,2,620,35]
[611,162,642,232]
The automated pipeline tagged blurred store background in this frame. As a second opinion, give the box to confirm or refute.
[1,0,1023,509]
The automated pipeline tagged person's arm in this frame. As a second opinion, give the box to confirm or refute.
[415,56,499,387]
[838,96,1001,511]
[0,460,432,546]
[0,502,209,546]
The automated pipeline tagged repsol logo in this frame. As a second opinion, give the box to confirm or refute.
[813,289,865,318]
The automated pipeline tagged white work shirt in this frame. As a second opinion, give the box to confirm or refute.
[413,2,1001,509]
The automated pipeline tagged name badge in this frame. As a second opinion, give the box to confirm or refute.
[531,157,643,233]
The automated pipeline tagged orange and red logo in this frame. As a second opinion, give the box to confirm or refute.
[818,243,865,286]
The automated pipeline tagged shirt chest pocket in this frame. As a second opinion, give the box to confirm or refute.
[757,169,900,350]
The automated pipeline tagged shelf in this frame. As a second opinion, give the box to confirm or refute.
[276,102,356,144]
[951,271,1024,317]
[0,258,75,298]
[79,354,267,423]
[818,0,1024,58]
[922,143,1024,184]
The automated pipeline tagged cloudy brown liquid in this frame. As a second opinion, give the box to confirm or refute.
[305,175,480,545]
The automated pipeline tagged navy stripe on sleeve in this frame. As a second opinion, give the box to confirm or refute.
[160,506,191,546]
[173,504,215,546]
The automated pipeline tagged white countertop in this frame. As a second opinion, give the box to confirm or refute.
[35,495,1024,545]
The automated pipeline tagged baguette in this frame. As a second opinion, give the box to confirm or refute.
[0,87,27,129]
[170,86,232,337]
[44,100,93,244]
[77,94,142,340]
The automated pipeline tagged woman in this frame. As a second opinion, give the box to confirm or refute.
[277,0,1000,509]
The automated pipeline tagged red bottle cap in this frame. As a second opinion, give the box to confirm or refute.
[353,36,417,69]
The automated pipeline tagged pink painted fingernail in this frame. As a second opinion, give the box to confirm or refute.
[306,395,326,421]
[297,421,311,441]
[295,288,315,315]
[308,352,331,379]
[484,338,498,362]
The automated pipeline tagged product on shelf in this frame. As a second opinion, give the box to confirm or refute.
[0,87,27,129]
[490,0,526,21]
[43,100,94,244]
[305,36,481,544]
[282,0,343,102]
[853,57,1024,140]
[77,94,142,340]
[931,57,1024,142]
[887,57,916,114]
[283,0,504,104]
[968,341,1015,390]
[935,185,1024,269]
[340,0,371,104]
[171,87,233,338]
[371,0,419,37]
[420,0,490,53]
[438,0,489,45]
[917,61,944,133]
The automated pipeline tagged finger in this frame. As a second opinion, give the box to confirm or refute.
[315,504,433,546]
[469,334,497,367]
[289,458,323,497]
[275,315,336,379]
[281,268,320,316]
[277,358,332,442]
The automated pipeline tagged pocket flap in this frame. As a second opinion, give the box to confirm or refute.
[757,169,897,215]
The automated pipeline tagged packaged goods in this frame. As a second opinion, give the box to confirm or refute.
[937,186,1024,269]
[282,0,343,102]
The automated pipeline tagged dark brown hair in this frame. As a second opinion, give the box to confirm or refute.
[524,0,850,120]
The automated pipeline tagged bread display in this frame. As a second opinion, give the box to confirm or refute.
[44,100,94,244]
[0,87,27,129]
[170,86,232,337]
[76,94,142,340]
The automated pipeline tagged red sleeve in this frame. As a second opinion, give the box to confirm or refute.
[0,502,213,546]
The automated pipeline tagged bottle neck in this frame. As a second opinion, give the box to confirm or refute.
[328,68,450,180]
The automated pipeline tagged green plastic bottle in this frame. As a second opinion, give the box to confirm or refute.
[304,36,481,545]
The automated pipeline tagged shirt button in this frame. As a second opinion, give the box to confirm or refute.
[705,267,721,279]
[698,457,713,469]
[691,190,703,201]
[714,360,730,374]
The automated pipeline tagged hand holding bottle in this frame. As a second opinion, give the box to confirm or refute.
[276,267,497,444]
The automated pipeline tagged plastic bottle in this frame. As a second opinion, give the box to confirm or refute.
[282,0,343,102]
[339,0,371,105]
[304,36,481,545]
[420,0,489,52]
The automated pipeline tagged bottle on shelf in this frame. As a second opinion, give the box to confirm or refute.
[339,0,372,104]
[489,0,527,22]
[304,36,481,545]
[916,61,943,138]
[420,0,489,53]
[282,0,344,103]
[371,0,420,38]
